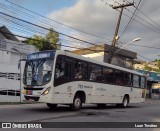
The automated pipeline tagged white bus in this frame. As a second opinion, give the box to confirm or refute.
[22,50,146,110]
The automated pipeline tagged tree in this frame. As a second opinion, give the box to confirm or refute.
[24,28,61,51]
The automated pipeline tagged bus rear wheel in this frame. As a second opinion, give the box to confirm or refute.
[116,96,129,108]
[70,95,82,111]
[122,96,129,107]
[47,103,58,109]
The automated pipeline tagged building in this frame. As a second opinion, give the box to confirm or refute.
[134,59,159,71]
[72,44,137,69]
[0,26,37,102]
[137,69,160,98]
[0,26,19,42]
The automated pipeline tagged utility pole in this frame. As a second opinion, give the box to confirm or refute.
[108,3,134,64]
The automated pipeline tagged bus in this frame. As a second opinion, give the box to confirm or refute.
[22,50,146,111]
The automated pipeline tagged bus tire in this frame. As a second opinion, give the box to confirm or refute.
[47,103,58,109]
[97,104,106,109]
[121,96,129,108]
[70,95,82,111]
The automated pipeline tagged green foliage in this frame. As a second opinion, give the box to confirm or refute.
[24,28,61,51]
[144,66,152,71]
[144,59,160,73]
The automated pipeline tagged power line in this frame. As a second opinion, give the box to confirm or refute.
[118,0,142,38]
[117,42,160,50]
[122,47,153,61]
[0,30,109,54]
[124,8,160,33]
[100,0,160,35]
[137,53,153,62]
[4,0,111,42]
[135,6,160,29]
[0,2,105,43]
[0,11,99,46]
[0,3,112,45]
[121,0,160,33]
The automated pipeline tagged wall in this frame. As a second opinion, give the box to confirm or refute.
[0,39,37,102]
[0,32,6,40]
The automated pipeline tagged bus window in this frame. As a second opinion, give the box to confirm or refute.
[64,59,72,78]
[55,56,65,79]
[141,77,145,88]
[54,56,73,87]
[74,60,83,80]
[133,75,140,88]
[124,73,132,86]
[83,62,88,80]
[102,67,114,84]
[115,70,124,86]
[89,64,102,81]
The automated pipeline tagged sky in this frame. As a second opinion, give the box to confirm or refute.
[0,0,160,61]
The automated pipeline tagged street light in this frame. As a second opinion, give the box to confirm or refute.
[11,47,22,103]
[114,38,141,55]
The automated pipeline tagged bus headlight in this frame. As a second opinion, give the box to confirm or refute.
[42,87,51,95]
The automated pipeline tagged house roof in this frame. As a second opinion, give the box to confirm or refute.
[71,44,137,59]
[0,26,19,42]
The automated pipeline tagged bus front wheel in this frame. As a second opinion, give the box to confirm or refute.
[47,103,58,109]
[70,95,82,111]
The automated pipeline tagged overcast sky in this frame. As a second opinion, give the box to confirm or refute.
[1,0,160,61]
[48,0,160,61]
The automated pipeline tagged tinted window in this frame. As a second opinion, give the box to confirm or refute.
[83,62,88,80]
[55,56,65,79]
[89,64,102,81]
[124,73,132,86]
[102,67,115,84]
[115,70,124,86]
[55,56,72,79]
[74,60,83,80]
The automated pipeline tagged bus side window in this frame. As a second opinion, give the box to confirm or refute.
[65,60,72,78]
[55,56,65,79]
[133,75,140,88]
[83,62,88,80]
[115,70,124,86]
[74,60,83,79]
[89,64,102,81]
[102,67,114,84]
[124,73,132,86]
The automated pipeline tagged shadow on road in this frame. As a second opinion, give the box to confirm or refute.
[24,104,141,113]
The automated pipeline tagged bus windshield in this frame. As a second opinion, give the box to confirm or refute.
[23,59,53,86]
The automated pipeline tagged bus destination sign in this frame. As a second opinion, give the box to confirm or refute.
[27,51,55,60]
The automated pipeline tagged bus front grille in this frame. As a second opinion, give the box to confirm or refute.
[24,96,40,101]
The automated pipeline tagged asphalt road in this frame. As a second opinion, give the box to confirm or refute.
[0,99,160,131]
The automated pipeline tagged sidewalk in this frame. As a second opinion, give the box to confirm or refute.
[145,98,160,104]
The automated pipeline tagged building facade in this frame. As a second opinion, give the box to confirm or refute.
[0,26,37,102]
[72,44,137,69]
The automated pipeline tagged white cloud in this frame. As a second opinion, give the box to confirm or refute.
[48,0,160,61]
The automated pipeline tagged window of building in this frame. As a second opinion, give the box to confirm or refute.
[141,77,145,88]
